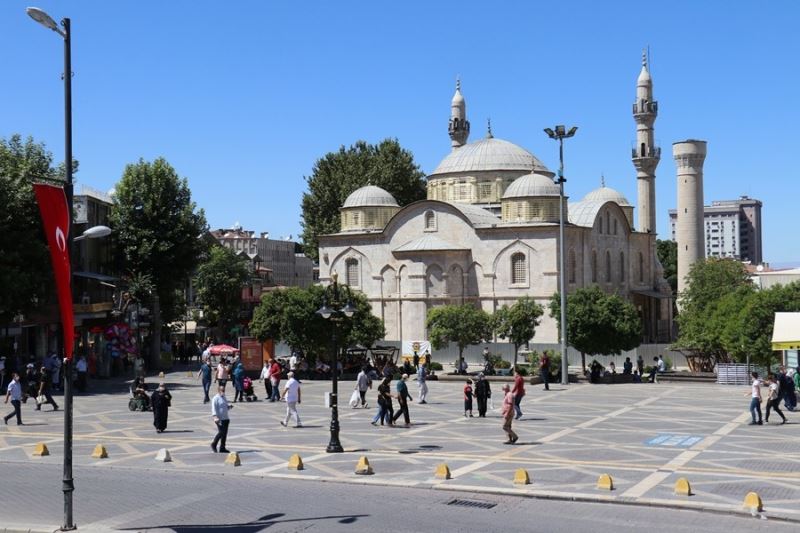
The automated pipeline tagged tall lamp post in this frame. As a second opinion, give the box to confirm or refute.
[544,125,577,386]
[27,7,75,531]
[316,271,355,453]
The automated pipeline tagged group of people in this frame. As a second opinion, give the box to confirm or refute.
[3,362,62,425]
[748,367,799,425]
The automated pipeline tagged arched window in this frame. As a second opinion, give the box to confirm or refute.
[511,253,526,284]
[345,258,360,287]
[605,251,612,282]
[568,249,576,284]
[606,211,611,233]
[424,211,436,231]
[638,252,644,283]
[591,251,597,283]
[599,217,603,234]
[619,251,625,282]
[641,142,646,157]
[613,218,618,235]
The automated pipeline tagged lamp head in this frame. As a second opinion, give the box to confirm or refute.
[342,301,356,318]
[26,7,65,36]
[566,126,578,137]
[543,128,555,139]
[555,125,566,136]
[317,299,334,320]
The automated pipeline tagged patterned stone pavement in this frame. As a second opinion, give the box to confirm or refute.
[2,371,799,522]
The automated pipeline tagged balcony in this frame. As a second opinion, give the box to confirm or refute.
[632,101,658,115]
[631,146,662,159]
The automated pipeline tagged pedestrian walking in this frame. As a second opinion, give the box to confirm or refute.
[260,361,272,399]
[392,374,412,427]
[748,371,763,425]
[280,372,302,428]
[779,367,796,411]
[475,373,491,417]
[512,366,525,419]
[232,358,245,403]
[356,367,371,408]
[417,364,428,404]
[636,354,644,375]
[215,357,229,389]
[76,355,88,392]
[464,379,473,417]
[35,365,58,411]
[412,351,420,371]
[539,352,551,391]
[269,359,282,402]
[198,357,212,403]
[765,373,787,425]
[501,384,518,444]
[3,373,23,426]
[371,376,393,426]
[211,385,232,453]
[50,353,62,391]
[151,383,172,433]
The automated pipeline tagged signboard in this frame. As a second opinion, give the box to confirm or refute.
[238,337,263,371]
[402,340,431,362]
[645,434,704,447]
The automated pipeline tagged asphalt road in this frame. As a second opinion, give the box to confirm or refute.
[2,462,794,533]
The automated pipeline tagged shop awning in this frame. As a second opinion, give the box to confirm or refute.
[771,312,800,350]
[170,320,204,335]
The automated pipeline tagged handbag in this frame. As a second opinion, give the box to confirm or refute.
[348,389,360,408]
[36,394,46,405]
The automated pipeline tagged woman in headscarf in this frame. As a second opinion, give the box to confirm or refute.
[151,383,172,433]
[232,358,245,402]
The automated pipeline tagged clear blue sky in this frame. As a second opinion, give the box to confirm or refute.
[2,1,798,263]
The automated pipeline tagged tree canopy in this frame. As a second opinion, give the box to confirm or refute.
[109,157,208,364]
[194,245,249,337]
[0,135,65,329]
[550,286,642,372]
[250,284,385,363]
[493,297,544,366]
[656,239,678,295]
[427,304,492,368]
[300,139,426,260]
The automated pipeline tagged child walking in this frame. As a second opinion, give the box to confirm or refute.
[464,379,474,417]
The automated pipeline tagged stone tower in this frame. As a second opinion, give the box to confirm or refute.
[632,50,660,233]
[448,78,470,148]
[673,140,707,304]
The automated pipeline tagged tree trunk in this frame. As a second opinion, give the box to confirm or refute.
[513,344,518,368]
[581,352,586,374]
[151,292,161,371]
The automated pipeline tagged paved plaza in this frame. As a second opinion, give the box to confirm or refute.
[2,371,800,530]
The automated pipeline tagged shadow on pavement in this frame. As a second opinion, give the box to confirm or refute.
[121,512,370,532]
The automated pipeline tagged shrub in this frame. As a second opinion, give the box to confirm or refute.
[429,361,443,371]
[516,366,528,376]
[495,359,511,369]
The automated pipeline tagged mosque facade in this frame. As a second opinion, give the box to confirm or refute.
[318,56,673,345]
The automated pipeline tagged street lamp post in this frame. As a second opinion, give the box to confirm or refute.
[27,7,75,530]
[544,125,578,386]
[316,271,356,453]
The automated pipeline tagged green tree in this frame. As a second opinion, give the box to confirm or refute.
[656,239,678,295]
[674,258,753,362]
[550,287,642,372]
[721,282,800,367]
[427,304,492,371]
[300,139,426,261]
[250,284,384,363]
[109,158,208,367]
[194,245,250,338]
[493,297,544,367]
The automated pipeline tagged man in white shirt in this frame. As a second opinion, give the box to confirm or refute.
[76,355,89,392]
[211,385,232,453]
[289,353,298,373]
[280,372,302,428]
[4,373,23,425]
[657,356,666,373]
[748,371,763,425]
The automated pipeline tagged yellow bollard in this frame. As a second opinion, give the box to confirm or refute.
[513,468,531,485]
[434,463,451,480]
[91,444,108,459]
[288,453,304,470]
[597,473,614,490]
[32,443,50,457]
[674,477,692,496]
[743,491,763,512]
[224,451,241,466]
[355,456,373,475]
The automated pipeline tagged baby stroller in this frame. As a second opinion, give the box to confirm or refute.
[243,376,258,402]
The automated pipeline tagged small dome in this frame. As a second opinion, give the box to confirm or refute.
[430,137,551,176]
[502,172,560,199]
[342,185,399,208]
[637,65,651,85]
[451,87,464,105]
[583,185,632,207]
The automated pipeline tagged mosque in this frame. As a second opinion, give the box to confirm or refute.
[317,55,674,345]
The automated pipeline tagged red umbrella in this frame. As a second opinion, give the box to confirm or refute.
[209,344,239,355]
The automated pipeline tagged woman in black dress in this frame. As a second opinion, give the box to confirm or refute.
[151,383,172,433]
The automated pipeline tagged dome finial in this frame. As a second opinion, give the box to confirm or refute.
[486,118,493,139]
[600,173,605,188]
[642,48,647,69]
[456,75,461,92]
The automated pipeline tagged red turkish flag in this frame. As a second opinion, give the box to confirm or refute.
[33,184,74,361]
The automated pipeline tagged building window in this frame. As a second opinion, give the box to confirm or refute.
[638,252,644,283]
[424,211,436,231]
[345,258,359,287]
[599,217,603,234]
[613,218,618,235]
[568,249,576,284]
[619,251,625,282]
[511,253,526,285]
[591,251,597,283]
[605,251,612,282]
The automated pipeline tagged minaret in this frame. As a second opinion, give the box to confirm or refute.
[673,140,707,305]
[632,50,660,233]
[448,78,470,148]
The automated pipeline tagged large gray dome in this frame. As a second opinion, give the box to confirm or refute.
[342,185,399,208]
[502,172,560,199]
[583,185,632,206]
[430,137,551,176]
